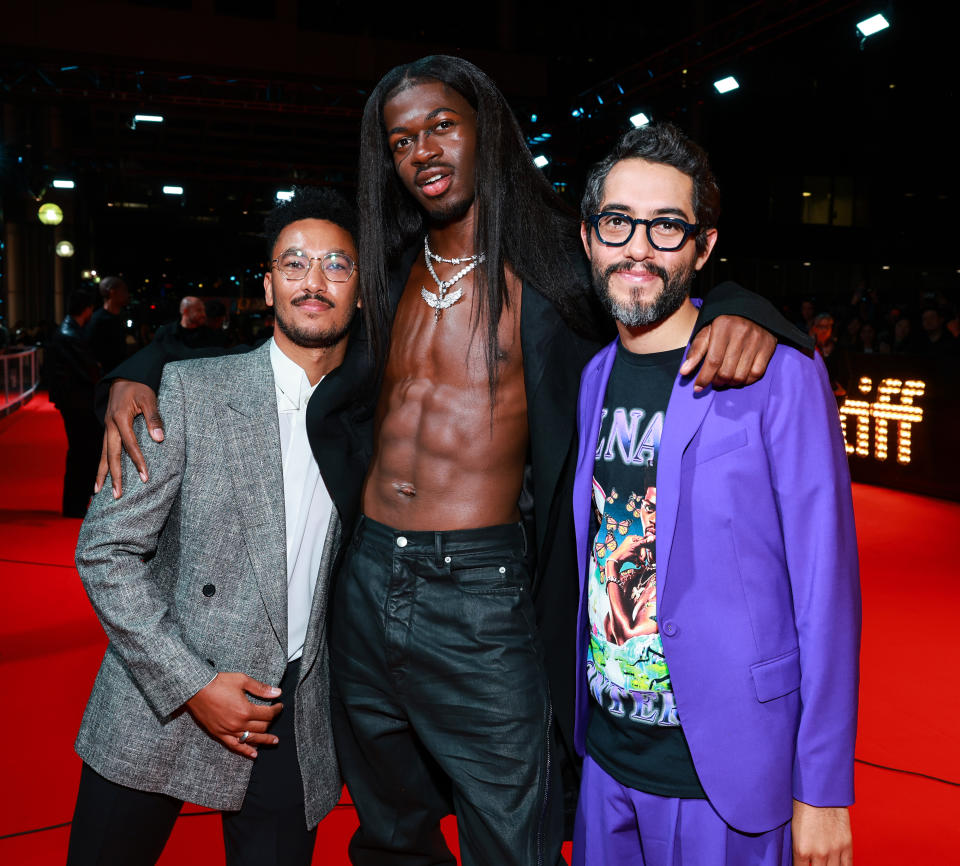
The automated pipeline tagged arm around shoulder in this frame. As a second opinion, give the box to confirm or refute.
[697,281,814,354]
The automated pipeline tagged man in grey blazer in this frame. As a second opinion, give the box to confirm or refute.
[67,187,362,866]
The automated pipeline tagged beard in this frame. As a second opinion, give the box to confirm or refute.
[593,259,697,327]
[275,295,356,349]
[424,192,474,225]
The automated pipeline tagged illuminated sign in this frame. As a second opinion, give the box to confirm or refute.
[838,377,926,465]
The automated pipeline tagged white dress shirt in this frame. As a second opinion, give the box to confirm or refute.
[269,338,334,661]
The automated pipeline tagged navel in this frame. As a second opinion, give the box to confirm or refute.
[393,481,417,497]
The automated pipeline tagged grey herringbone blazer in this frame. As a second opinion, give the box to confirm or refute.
[75,341,341,827]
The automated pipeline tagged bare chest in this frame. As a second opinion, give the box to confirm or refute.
[385,261,524,390]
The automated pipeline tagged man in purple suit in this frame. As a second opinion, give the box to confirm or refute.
[572,123,860,866]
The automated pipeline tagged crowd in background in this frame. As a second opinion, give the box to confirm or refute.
[789,286,959,358]
[782,285,959,398]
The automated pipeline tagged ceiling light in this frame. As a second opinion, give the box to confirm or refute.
[857,14,890,37]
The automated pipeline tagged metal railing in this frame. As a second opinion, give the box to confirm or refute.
[0,347,40,417]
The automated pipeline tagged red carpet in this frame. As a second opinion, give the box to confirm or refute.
[1,393,957,863]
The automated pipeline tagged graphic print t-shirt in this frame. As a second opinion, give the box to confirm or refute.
[586,342,705,798]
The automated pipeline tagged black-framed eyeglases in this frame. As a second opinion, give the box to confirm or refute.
[587,212,701,251]
[272,250,357,282]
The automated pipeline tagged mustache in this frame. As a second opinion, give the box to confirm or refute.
[292,293,335,307]
[414,163,455,184]
[603,261,669,281]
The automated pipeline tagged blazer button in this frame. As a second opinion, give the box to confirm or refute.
[202,583,216,597]
[662,621,678,637]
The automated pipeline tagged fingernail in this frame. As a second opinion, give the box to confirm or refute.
[93,482,101,493]
[139,471,148,483]
[268,687,281,696]
[152,430,164,442]
[113,487,120,499]
[250,749,258,758]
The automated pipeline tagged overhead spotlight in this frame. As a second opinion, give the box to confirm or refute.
[56,240,75,258]
[163,185,184,195]
[533,155,550,169]
[856,13,890,37]
[571,107,584,118]
[714,76,740,94]
[276,190,295,202]
[630,112,651,128]
[53,179,75,189]
[530,114,538,123]
[134,114,164,123]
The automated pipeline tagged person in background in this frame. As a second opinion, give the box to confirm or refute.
[810,312,848,398]
[85,276,130,375]
[151,296,215,349]
[917,305,959,358]
[204,299,231,346]
[47,289,102,517]
[857,321,879,353]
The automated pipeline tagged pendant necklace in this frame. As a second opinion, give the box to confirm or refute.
[420,235,485,323]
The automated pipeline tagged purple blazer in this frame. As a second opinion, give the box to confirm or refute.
[573,339,861,833]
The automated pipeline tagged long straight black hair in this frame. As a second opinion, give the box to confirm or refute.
[357,55,596,401]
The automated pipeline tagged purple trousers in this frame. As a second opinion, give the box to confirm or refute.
[573,756,792,866]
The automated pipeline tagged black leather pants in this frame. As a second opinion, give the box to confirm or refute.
[331,516,563,866]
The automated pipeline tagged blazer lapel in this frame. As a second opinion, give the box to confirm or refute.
[215,344,288,651]
[572,341,617,752]
[655,353,715,603]
[573,342,618,597]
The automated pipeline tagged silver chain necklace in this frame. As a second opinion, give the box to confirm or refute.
[420,235,486,322]
[425,235,481,265]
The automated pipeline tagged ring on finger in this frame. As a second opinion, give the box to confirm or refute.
[239,730,250,744]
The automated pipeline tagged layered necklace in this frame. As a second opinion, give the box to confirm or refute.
[420,235,486,323]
